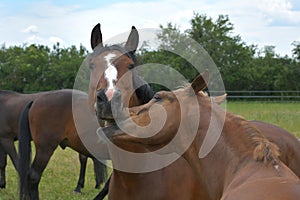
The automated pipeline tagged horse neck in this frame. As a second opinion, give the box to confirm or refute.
[117,74,141,108]
[183,105,268,199]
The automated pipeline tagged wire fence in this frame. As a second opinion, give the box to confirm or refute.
[225,91,300,101]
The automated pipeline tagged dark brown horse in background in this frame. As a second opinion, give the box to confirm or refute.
[0,90,43,188]
[0,90,104,192]
[102,70,300,199]
[18,89,109,199]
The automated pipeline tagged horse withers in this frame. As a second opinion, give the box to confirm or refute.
[101,70,300,199]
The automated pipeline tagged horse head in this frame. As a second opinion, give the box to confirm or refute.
[88,24,153,121]
[101,70,212,154]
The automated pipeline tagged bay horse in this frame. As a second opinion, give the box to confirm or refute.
[101,70,300,199]
[0,90,104,193]
[0,90,43,188]
[18,89,109,199]
[88,24,207,200]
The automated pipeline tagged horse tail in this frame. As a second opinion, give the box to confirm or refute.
[93,159,108,186]
[18,101,33,200]
[93,175,111,200]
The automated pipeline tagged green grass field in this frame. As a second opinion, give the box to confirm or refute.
[0,101,299,199]
[0,147,112,200]
[226,101,300,137]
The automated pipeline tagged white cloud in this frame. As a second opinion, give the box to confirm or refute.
[22,25,39,34]
[24,35,42,43]
[49,36,64,44]
[258,0,300,25]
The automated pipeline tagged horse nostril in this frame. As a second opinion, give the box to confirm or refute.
[105,88,115,101]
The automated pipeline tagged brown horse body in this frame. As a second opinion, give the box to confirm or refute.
[0,90,104,192]
[102,70,300,199]
[18,89,108,199]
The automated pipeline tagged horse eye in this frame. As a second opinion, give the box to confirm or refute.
[90,63,95,70]
[153,94,162,102]
[128,64,135,70]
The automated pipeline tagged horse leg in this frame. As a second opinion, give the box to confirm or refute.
[74,153,88,193]
[93,175,111,200]
[0,138,19,173]
[93,158,107,189]
[93,158,101,189]
[0,137,19,189]
[0,147,7,189]
[28,146,57,200]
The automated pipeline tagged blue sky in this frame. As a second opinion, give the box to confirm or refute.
[1,0,300,56]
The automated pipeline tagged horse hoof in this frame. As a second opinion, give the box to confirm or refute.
[0,183,6,189]
[95,184,100,189]
[73,191,81,194]
[73,188,82,194]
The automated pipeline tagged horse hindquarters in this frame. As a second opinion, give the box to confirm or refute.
[18,101,33,200]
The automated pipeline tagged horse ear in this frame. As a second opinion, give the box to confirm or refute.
[212,93,227,105]
[191,69,209,93]
[91,23,103,50]
[125,26,139,53]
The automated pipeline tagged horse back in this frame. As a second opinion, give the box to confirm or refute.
[0,90,42,135]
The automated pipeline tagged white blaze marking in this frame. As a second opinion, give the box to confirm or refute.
[104,53,118,90]
[104,53,118,100]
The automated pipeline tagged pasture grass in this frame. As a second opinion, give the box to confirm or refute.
[226,101,300,138]
[0,101,299,199]
[0,146,111,200]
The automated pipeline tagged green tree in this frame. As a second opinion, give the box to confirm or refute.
[292,41,300,61]
[187,13,257,90]
[0,43,88,92]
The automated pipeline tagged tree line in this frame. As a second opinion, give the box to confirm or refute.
[0,43,87,92]
[139,14,300,93]
[0,13,299,94]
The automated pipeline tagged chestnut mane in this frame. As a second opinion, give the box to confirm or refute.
[229,114,280,165]
[182,83,280,166]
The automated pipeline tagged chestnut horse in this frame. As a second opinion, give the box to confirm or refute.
[18,89,109,200]
[101,70,300,199]
[88,24,206,200]
[0,90,104,192]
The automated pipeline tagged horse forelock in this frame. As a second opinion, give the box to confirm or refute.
[92,44,136,63]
